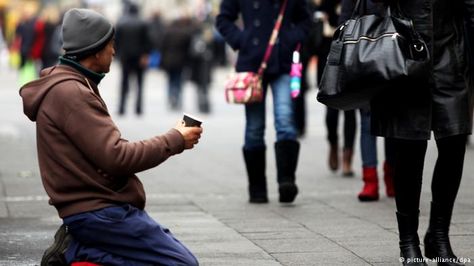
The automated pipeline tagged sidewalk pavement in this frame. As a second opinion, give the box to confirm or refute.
[0,64,473,266]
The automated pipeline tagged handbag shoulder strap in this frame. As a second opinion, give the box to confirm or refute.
[257,0,289,76]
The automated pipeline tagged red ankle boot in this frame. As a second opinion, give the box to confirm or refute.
[383,161,395,197]
[358,167,379,201]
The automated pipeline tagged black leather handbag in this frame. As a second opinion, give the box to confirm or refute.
[317,0,430,110]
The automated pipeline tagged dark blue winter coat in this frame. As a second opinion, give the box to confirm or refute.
[216,0,311,75]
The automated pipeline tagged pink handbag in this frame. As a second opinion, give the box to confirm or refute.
[224,0,288,104]
[224,72,263,104]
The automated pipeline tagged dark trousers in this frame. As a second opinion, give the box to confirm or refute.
[326,107,356,149]
[293,48,312,136]
[387,135,467,214]
[119,58,144,115]
[167,69,184,110]
[64,204,198,266]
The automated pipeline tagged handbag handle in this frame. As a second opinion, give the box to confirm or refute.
[256,0,289,76]
[351,0,367,18]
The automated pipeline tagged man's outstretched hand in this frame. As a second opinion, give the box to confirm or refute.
[174,120,203,149]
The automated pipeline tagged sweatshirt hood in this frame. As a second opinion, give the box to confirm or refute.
[20,65,88,121]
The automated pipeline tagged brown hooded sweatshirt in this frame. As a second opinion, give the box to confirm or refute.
[20,64,185,218]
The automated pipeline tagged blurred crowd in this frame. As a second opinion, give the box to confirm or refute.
[0,0,229,114]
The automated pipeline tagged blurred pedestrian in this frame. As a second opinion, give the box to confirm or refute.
[315,0,357,177]
[15,7,45,85]
[216,0,310,203]
[20,8,201,265]
[189,17,214,114]
[357,108,395,201]
[0,27,8,70]
[15,11,41,69]
[115,3,151,116]
[160,13,196,111]
[40,6,61,69]
[338,0,395,202]
[369,0,474,264]
[147,10,164,69]
[295,0,323,138]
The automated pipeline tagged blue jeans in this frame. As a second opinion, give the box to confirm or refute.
[244,74,297,150]
[63,204,198,266]
[360,109,378,168]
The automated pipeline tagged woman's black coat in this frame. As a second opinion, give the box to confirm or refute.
[369,0,474,140]
[216,0,311,75]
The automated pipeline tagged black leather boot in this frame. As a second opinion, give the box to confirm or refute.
[275,140,299,203]
[243,147,268,203]
[424,202,464,266]
[396,211,428,266]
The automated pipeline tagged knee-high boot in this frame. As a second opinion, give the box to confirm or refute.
[275,140,299,203]
[243,147,268,203]
[424,202,464,266]
[396,211,428,266]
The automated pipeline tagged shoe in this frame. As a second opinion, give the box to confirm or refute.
[249,196,269,204]
[342,148,354,177]
[396,211,428,266]
[328,144,339,171]
[275,140,300,203]
[41,224,71,266]
[358,167,379,201]
[384,161,395,197]
[278,182,298,203]
[424,202,464,266]
[243,147,268,204]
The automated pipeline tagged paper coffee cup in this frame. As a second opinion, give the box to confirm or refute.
[183,113,202,127]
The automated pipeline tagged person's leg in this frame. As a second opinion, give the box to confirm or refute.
[359,110,378,168]
[431,134,466,217]
[64,205,198,266]
[358,109,379,201]
[135,64,145,115]
[391,138,426,214]
[294,52,310,137]
[384,137,396,197]
[243,87,268,203]
[197,84,210,114]
[424,134,467,264]
[342,109,356,176]
[388,138,427,265]
[271,74,299,203]
[326,107,339,171]
[168,69,182,110]
[272,74,298,142]
[119,62,130,115]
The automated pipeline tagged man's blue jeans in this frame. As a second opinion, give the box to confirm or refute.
[63,204,198,266]
[244,74,297,150]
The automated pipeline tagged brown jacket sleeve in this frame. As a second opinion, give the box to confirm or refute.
[63,82,185,176]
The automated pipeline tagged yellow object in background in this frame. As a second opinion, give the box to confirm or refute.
[8,50,20,68]
[18,60,37,87]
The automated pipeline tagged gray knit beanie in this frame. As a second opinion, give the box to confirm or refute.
[62,8,114,59]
